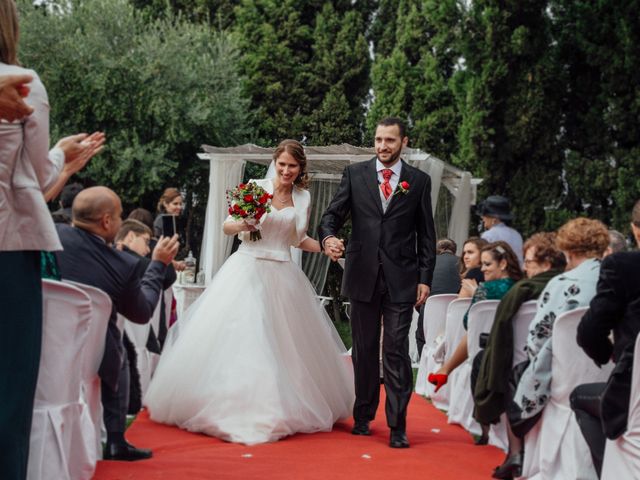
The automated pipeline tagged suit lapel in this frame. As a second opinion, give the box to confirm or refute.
[384,160,414,216]
[363,158,384,215]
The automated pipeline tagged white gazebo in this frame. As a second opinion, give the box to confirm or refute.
[198,144,481,292]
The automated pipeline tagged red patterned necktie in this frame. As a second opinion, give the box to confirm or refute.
[381,168,393,199]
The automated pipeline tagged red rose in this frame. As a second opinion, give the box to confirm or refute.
[228,207,233,214]
[244,194,254,202]
[255,211,264,220]
[238,183,246,189]
[238,209,247,217]
[401,181,410,189]
[233,204,241,212]
[258,194,268,204]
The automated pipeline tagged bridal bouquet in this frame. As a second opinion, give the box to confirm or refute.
[226,182,273,241]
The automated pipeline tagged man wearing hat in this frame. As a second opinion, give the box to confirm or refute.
[477,195,523,265]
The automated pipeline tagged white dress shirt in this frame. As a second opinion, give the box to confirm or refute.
[0,63,64,251]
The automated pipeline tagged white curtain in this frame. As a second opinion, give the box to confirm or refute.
[200,158,246,284]
[447,172,472,254]
[410,156,444,215]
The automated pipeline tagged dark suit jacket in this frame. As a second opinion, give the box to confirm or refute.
[431,252,461,295]
[318,158,436,303]
[577,251,640,365]
[55,224,167,389]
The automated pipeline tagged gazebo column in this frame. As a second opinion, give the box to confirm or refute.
[199,155,246,284]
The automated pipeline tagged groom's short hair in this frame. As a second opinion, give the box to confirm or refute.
[377,117,407,138]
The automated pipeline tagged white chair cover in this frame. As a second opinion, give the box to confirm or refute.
[530,307,613,480]
[447,300,500,435]
[64,281,112,478]
[601,333,640,479]
[488,300,539,452]
[122,298,159,398]
[431,298,471,410]
[28,280,92,480]
[415,294,458,396]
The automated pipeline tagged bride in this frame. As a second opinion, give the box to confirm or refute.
[144,139,355,445]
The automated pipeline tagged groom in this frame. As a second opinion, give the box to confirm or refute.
[318,117,436,448]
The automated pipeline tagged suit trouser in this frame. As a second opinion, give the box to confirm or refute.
[415,304,425,360]
[350,270,413,430]
[570,382,607,478]
[0,251,42,480]
[102,348,130,435]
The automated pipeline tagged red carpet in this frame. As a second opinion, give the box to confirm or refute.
[93,394,504,479]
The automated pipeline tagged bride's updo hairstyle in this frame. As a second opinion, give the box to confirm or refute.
[273,139,309,189]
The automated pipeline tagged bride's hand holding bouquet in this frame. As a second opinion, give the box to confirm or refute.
[224,182,273,241]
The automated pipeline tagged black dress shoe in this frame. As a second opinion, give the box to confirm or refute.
[492,452,523,479]
[389,430,409,448]
[351,421,371,436]
[104,441,153,461]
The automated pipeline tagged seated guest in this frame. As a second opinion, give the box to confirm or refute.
[604,229,627,257]
[572,201,640,476]
[52,182,84,223]
[128,208,156,250]
[512,218,609,424]
[473,233,566,479]
[56,187,179,461]
[428,241,523,441]
[460,237,488,285]
[416,238,462,357]
[116,219,177,346]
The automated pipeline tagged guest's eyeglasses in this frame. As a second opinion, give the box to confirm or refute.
[524,258,538,265]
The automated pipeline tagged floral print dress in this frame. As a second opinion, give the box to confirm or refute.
[513,258,601,418]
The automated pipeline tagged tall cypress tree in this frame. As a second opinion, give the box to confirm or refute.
[234,0,371,145]
[552,0,640,230]
[367,0,462,160]
[455,0,564,235]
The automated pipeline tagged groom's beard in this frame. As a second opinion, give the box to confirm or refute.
[378,148,402,166]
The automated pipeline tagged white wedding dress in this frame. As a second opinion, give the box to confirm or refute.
[144,206,354,445]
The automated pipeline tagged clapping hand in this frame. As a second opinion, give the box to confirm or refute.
[55,131,106,176]
[0,74,34,121]
[323,237,345,262]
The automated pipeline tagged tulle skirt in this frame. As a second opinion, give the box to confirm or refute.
[144,251,355,445]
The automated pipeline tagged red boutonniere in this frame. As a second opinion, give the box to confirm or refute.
[394,181,410,196]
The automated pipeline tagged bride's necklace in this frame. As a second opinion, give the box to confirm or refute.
[273,184,293,205]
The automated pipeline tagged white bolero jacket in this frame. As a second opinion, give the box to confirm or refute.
[230,178,310,247]
[0,63,64,252]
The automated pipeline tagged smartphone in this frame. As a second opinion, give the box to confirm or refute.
[161,214,177,237]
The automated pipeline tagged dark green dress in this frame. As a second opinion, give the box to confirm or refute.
[463,277,516,330]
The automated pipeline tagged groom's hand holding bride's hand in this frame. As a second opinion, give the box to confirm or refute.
[415,283,430,307]
[322,237,344,262]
